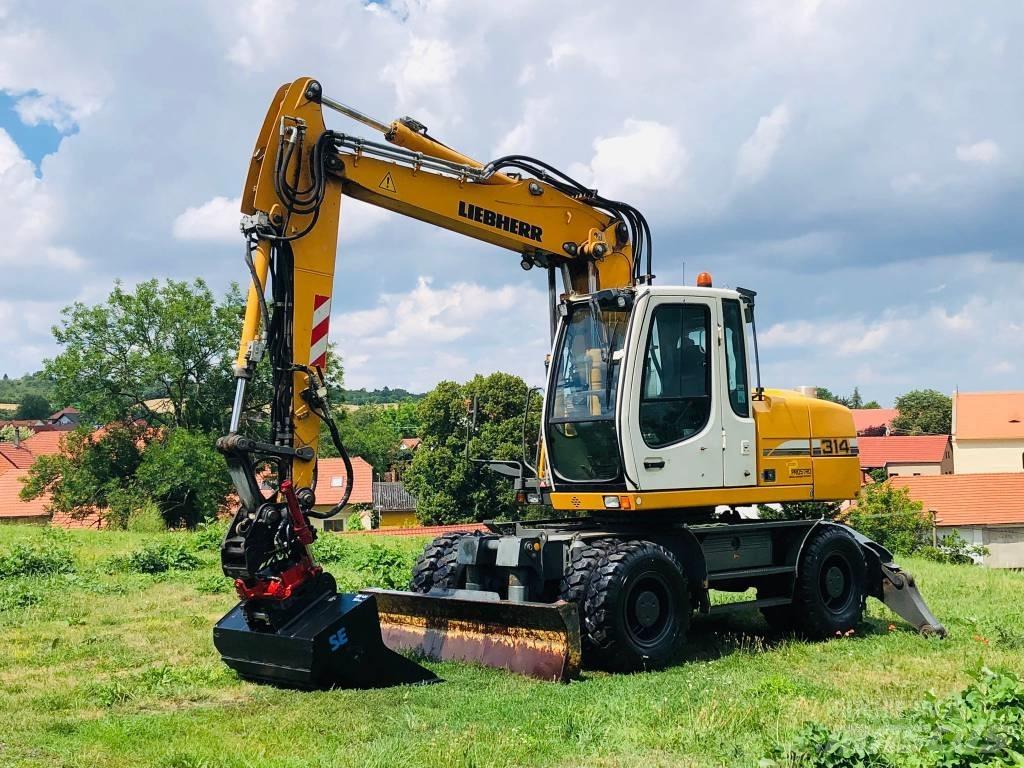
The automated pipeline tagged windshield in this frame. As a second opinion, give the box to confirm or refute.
[547,302,629,483]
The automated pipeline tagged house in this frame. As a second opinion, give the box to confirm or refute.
[858,435,953,478]
[398,437,422,453]
[311,456,374,531]
[371,481,418,528]
[890,473,1024,568]
[0,469,51,524]
[850,408,899,436]
[952,391,1024,474]
[49,407,81,426]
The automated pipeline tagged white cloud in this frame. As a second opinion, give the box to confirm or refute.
[956,140,1001,165]
[0,128,82,272]
[334,277,548,391]
[571,119,686,203]
[736,103,791,185]
[172,196,241,243]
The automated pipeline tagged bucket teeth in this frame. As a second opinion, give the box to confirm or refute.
[366,589,582,682]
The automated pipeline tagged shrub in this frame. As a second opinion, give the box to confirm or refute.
[346,512,364,531]
[349,543,415,589]
[111,540,201,574]
[917,530,989,565]
[913,667,1024,766]
[192,519,229,551]
[126,501,168,533]
[762,723,891,767]
[845,483,929,555]
[311,532,347,563]
[0,535,76,578]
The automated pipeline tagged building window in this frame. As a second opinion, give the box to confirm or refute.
[639,303,712,448]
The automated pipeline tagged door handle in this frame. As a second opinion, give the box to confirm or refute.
[643,458,665,470]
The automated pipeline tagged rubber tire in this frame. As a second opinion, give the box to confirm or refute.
[409,533,465,592]
[790,526,866,639]
[582,540,690,672]
[559,538,617,653]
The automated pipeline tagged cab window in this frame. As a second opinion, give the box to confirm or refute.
[639,303,712,448]
[722,299,750,418]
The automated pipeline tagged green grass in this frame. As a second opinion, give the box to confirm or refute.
[0,524,1022,768]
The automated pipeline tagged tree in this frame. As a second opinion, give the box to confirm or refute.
[845,482,930,555]
[862,399,882,409]
[21,424,230,529]
[892,389,951,435]
[15,393,51,420]
[848,387,863,409]
[0,425,34,442]
[45,279,258,432]
[133,429,232,528]
[328,405,402,475]
[757,501,841,521]
[404,373,536,525]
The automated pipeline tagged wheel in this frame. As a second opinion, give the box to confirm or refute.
[790,526,866,639]
[409,533,466,592]
[582,540,690,672]
[559,538,617,652]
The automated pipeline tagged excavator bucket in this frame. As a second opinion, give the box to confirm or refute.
[214,589,439,689]
[366,589,582,682]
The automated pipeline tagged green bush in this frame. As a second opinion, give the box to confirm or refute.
[349,543,415,589]
[762,723,891,767]
[913,667,1024,766]
[765,668,1024,767]
[0,534,76,578]
[917,530,989,565]
[311,532,347,563]
[111,540,201,574]
[192,519,229,551]
[126,501,168,533]
[845,483,930,555]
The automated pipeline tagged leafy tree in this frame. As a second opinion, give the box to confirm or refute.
[892,389,952,435]
[862,399,882,409]
[757,501,841,521]
[329,405,402,475]
[15,393,51,420]
[21,425,230,528]
[45,279,259,432]
[815,386,880,409]
[21,424,148,525]
[133,429,232,528]
[0,425,34,442]
[342,387,423,405]
[0,370,56,404]
[404,372,536,525]
[845,482,930,555]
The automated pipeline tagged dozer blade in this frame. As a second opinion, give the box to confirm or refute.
[366,589,582,682]
[214,590,439,689]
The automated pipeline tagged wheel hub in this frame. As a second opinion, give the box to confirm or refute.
[825,565,846,599]
[634,590,661,627]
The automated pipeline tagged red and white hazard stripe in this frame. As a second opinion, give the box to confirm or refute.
[310,294,331,369]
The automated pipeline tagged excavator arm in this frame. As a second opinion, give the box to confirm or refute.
[214,77,651,687]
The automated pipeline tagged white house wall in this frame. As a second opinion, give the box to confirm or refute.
[952,439,1024,474]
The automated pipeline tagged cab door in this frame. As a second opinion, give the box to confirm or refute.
[622,294,725,490]
[720,297,757,487]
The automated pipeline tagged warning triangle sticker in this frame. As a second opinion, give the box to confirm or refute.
[379,172,397,193]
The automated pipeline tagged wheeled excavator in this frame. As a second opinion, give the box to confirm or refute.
[213,77,945,688]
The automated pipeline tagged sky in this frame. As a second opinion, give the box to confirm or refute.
[1,0,1022,405]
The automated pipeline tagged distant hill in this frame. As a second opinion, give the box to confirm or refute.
[341,387,423,405]
[0,371,55,405]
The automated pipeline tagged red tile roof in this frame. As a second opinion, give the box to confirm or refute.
[857,435,950,469]
[0,468,50,520]
[890,473,1024,526]
[340,523,486,538]
[0,444,36,469]
[314,457,373,506]
[399,437,422,451]
[21,430,68,457]
[851,408,898,435]
[0,429,68,470]
[954,391,1024,440]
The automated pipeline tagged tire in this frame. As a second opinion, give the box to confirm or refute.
[559,538,617,653]
[409,533,466,592]
[790,526,866,639]
[582,540,690,672]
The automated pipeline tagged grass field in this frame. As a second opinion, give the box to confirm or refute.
[0,524,1022,768]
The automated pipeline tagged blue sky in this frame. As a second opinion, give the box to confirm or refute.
[0,0,1022,404]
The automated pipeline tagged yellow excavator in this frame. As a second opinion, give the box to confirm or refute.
[213,77,944,688]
